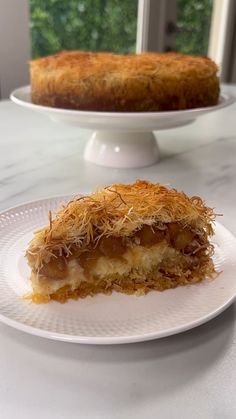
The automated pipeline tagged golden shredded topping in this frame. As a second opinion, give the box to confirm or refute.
[26,180,215,268]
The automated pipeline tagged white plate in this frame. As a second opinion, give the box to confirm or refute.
[10,86,235,168]
[0,196,236,345]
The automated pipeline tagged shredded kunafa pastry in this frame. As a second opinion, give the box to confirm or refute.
[26,180,216,303]
[30,51,219,112]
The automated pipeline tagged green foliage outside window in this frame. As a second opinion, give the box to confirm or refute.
[30,0,138,58]
[176,0,213,55]
[30,0,213,59]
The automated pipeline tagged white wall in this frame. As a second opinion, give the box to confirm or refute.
[0,0,31,99]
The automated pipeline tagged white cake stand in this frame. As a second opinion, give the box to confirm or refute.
[11,86,234,168]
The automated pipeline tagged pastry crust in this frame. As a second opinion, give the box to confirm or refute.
[30,51,219,112]
[26,181,216,303]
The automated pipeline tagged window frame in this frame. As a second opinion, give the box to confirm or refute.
[136,0,176,53]
[208,0,236,82]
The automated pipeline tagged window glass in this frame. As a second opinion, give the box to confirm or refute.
[30,0,138,58]
[176,0,213,55]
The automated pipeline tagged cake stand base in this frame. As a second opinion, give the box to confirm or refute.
[84,131,160,168]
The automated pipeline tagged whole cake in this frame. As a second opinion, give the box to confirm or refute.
[30,51,219,112]
[26,180,216,303]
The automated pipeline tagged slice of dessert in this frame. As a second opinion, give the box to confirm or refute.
[26,180,216,303]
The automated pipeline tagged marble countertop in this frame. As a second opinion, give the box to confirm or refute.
[0,85,236,419]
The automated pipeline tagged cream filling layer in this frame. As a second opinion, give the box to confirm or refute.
[31,242,180,295]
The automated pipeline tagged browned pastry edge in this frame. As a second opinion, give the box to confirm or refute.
[30,51,220,112]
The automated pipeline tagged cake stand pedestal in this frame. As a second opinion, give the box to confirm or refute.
[84,131,160,168]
